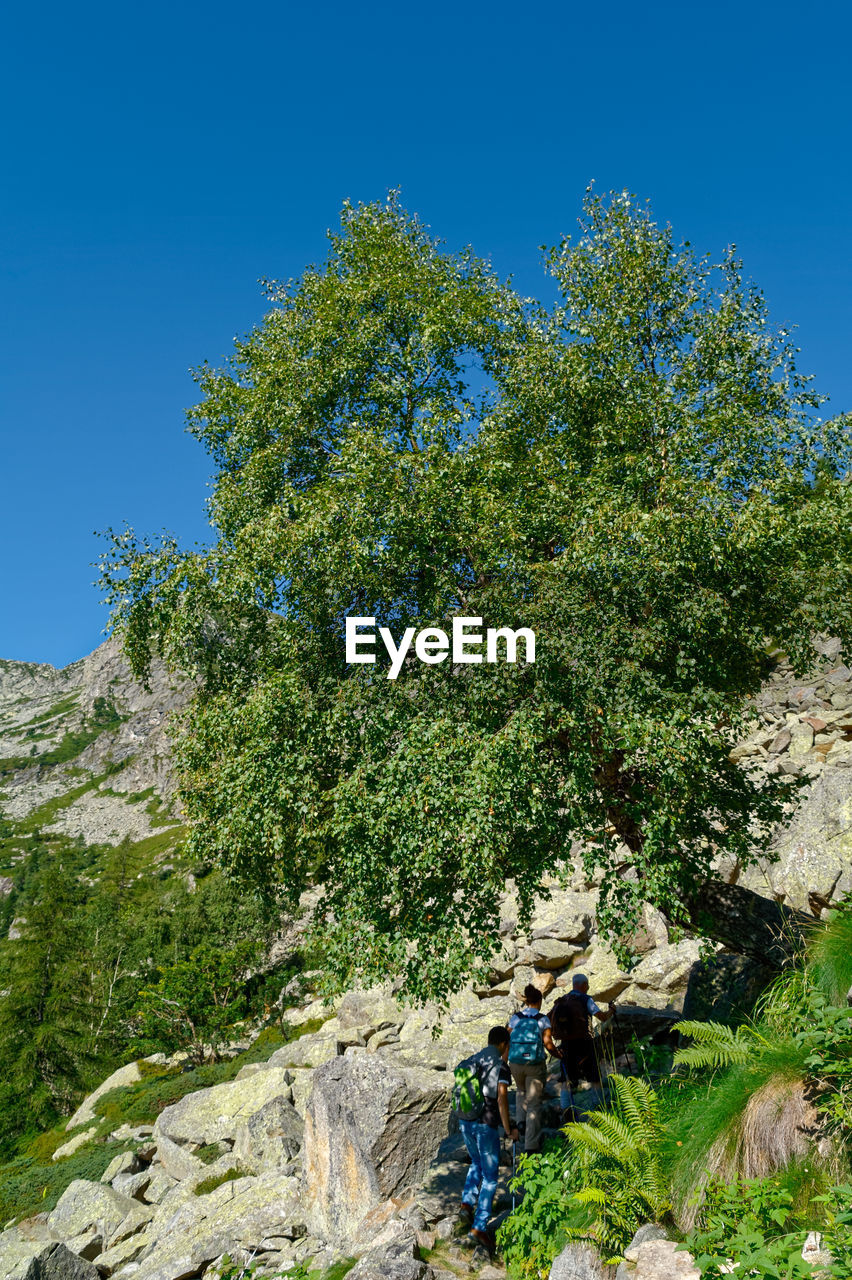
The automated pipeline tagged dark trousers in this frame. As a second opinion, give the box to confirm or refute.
[558,1036,600,1087]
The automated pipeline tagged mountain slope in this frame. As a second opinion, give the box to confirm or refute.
[0,638,190,885]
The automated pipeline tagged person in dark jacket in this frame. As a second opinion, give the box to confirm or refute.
[549,973,614,1115]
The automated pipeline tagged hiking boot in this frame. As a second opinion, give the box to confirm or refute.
[468,1227,495,1258]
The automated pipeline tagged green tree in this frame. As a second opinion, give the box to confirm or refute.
[134,939,260,1063]
[101,191,852,1001]
[0,863,95,1141]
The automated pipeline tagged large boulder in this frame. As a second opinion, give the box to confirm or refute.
[628,1239,699,1280]
[3,1240,101,1280]
[154,1067,292,1148]
[65,1056,166,1130]
[46,1181,137,1260]
[302,1055,450,1248]
[530,891,597,944]
[396,993,513,1070]
[336,987,404,1031]
[766,768,852,912]
[582,942,630,1003]
[617,940,700,1012]
[518,937,583,970]
[52,1128,99,1162]
[268,1031,340,1069]
[232,1095,303,1170]
[151,1133,204,1182]
[130,1171,302,1280]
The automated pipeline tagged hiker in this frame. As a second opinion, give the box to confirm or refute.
[453,1026,520,1257]
[549,972,615,1116]
[506,983,555,1154]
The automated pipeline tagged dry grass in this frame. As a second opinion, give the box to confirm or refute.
[671,1076,840,1228]
[709,1077,817,1180]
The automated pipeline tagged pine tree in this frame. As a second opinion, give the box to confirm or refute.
[0,862,95,1142]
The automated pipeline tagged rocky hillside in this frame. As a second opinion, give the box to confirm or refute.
[1,640,851,1279]
[0,639,189,890]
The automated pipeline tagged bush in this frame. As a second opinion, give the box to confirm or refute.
[194,1165,250,1196]
[684,1175,852,1280]
[498,1140,581,1279]
[500,1076,668,1274]
[0,1138,133,1222]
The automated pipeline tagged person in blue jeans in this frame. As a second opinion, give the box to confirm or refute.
[457,1026,519,1257]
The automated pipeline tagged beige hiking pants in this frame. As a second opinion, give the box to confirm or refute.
[509,1059,547,1152]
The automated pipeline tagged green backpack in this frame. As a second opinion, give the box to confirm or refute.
[452,1053,486,1121]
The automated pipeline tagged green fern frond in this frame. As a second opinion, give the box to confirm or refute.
[673,1020,759,1070]
[569,1113,639,1161]
[573,1186,607,1206]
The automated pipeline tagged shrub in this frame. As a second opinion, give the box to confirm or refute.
[0,1139,132,1223]
[684,1175,852,1280]
[563,1074,669,1261]
[498,1140,582,1279]
[194,1165,250,1196]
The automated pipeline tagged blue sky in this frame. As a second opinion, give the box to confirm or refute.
[1,0,850,666]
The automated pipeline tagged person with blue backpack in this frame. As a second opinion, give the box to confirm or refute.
[507,983,556,1154]
[452,1026,520,1259]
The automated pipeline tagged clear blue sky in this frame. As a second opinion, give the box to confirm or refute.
[1,0,850,667]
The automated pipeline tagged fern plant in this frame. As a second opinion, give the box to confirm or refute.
[563,1074,670,1261]
[673,1020,767,1071]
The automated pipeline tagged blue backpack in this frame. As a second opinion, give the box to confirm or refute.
[508,1010,545,1064]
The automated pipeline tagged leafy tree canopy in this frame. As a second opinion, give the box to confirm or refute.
[101,190,852,1001]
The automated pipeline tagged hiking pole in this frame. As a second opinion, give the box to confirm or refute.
[511,1139,517,1212]
[610,1007,635,1076]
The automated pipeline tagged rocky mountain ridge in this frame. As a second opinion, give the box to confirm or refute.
[0,639,189,888]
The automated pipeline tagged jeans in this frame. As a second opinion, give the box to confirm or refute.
[459,1119,501,1232]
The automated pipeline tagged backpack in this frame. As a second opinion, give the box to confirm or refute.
[550,992,590,1043]
[508,1010,545,1064]
[452,1053,486,1121]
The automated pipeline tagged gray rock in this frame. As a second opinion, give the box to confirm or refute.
[130,1171,302,1280]
[302,1054,450,1248]
[623,1224,668,1258]
[52,1127,99,1161]
[46,1181,137,1260]
[139,1169,177,1204]
[15,1242,101,1280]
[100,1152,140,1184]
[66,1057,166,1131]
[232,1095,303,1170]
[519,937,583,970]
[151,1134,204,1182]
[529,891,597,943]
[621,940,700,1000]
[630,1239,698,1279]
[154,1066,293,1148]
[762,767,852,912]
[268,1031,340,1069]
[0,1229,104,1280]
[347,1234,426,1280]
[549,1242,608,1279]
[92,1230,151,1275]
[106,1201,154,1248]
[336,987,403,1030]
[110,1171,150,1200]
